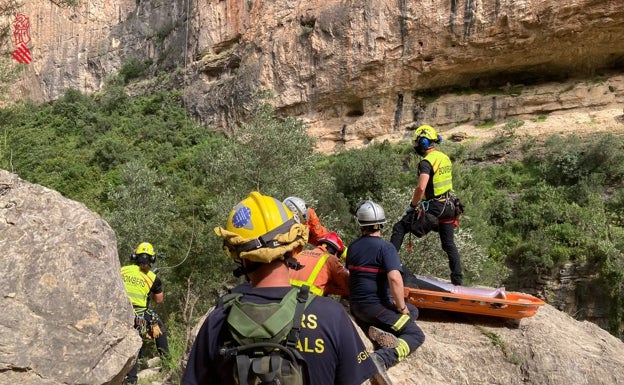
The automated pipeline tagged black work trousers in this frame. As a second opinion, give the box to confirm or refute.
[350,301,425,368]
[390,206,463,286]
[125,318,169,384]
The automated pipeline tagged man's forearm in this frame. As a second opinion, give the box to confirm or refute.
[387,271,406,310]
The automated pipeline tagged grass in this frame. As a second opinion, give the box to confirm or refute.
[475,325,521,365]
[476,121,496,129]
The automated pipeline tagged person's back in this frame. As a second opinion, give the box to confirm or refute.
[183,192,380,385]
[121,242,169,385]
[187,284,372,384]
[289,231,349,297]
[347,234,400,303]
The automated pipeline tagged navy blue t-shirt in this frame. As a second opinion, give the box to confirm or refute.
[183,285,377,385]
[346,235,403,304]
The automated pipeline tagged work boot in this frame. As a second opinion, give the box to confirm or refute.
[369,352,393,385]
[368,326,399,349]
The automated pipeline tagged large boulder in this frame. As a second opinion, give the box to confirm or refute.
[0,170,142,385]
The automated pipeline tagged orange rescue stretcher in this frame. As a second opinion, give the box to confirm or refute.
[404,275,545,319]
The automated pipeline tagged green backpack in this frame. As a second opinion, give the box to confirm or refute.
[220,285,313,385]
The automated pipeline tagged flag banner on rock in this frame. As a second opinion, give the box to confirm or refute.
[11,14,32,64]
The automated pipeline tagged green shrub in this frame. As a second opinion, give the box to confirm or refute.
[328,141,403,209]
[119,57,152,83]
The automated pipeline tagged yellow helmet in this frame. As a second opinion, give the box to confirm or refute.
[214,191,309,263]
[135,242,155,256]
[412,125,442,155]
[132,242,156,264]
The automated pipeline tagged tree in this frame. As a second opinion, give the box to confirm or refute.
[104,160,177,260]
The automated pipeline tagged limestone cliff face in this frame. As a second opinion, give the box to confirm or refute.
[1,0,189,103]
[3,0,624,152]
[184,0,624,151]
[2,0,133,101]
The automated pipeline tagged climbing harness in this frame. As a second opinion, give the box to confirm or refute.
[134,309,162,340]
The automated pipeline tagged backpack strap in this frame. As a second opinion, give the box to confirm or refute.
[286,285,310,348]
[235,354,252,383]
[221,292,242,308]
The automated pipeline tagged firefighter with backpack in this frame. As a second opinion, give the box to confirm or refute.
[183,191,390,385]
[121,242,169,385]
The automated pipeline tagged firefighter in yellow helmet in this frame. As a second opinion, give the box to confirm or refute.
[183,191,386,385]
[390,125,464,286]
[121,242,169,385]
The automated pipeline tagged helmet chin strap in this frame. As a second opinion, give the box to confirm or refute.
[414,145,426,156]
[232,251,304,278]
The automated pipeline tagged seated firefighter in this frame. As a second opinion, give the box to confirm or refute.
[289,231,350,297]
[120,242,169,385]
[347,200,426,384]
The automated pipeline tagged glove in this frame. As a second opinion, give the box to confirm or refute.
[405,202,417,214]
[150,323,163,339]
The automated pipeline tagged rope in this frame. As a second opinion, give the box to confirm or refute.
[156,210,196,271]
[184,0,190,71]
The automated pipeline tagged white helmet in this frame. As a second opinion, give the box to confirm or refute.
[355,200,387,227]
[283,196,309,224]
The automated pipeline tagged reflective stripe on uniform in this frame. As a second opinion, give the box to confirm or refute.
[290,253,330,296]
[424,150,453,197]
[121,265,156,309]
[394,338,411,362]
[391,314,410,332]
[391,315,412,362]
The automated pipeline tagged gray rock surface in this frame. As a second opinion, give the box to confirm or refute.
[0,170,142,385]
[185,299,624,384]
[388,304,624,384]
